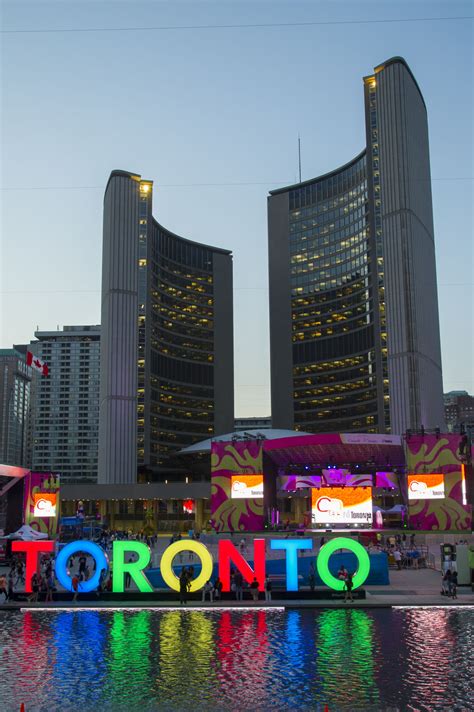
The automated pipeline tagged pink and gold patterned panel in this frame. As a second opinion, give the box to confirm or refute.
[278,474,321,491]
[406,434,472,531]
[23,472,61,537]
[211,441,264,532]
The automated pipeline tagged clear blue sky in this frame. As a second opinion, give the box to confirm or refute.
[1,0,472,416]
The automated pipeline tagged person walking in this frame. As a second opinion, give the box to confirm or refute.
[344,572,354,602]
[250,577,259,602]
[264,575,272,602]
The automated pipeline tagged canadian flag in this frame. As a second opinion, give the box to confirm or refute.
[26,351,49,376]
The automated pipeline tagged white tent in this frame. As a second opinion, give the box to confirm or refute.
[6,524,48,541]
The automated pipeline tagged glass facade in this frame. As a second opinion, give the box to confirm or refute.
[148,227,216,466]
[286,153,382,432]
[0,350,31,467]
[139,183,222,469]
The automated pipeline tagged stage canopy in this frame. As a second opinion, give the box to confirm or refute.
[263,433,405,468]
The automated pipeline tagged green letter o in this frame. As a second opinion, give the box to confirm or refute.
[316,537,370,591]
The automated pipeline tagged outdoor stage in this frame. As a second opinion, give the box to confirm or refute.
[210,432,472,533]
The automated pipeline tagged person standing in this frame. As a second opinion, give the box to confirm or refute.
[0,574,8,602]
[450,571,458,599]
[202,580,213,603]
[125,556,133,589]
[16,560,25,586]
[28,573,40,603]
[213,577,223,601]
[264,575,272,602]
[71,573,80,602]
[7,571,15,602]
[344,572,354,602]
[45,571,55,603]
[79,555,87,579]
[337,565,348,581]
[442,569,452,596]
[179,569,189,605]
[250,577,259,602]
[308,562,316,592]
[393,549,402,570]
[234,571,244,601]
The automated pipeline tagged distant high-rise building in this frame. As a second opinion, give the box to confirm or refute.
[234,417,272,432]
[0,347,31,466]
[99,171,234,485]
[444,391,474,433]
[268,57,445,435]
[30,325,100,482]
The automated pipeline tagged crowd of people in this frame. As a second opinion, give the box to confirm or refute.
[177,566,273,605]
[1,554,56,603]
[364,533,425,570]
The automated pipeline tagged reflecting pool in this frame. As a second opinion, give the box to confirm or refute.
[0,608,472,711]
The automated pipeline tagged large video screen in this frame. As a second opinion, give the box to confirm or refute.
[33,492,57,517]
[408,474,444,500]
[231,474,264,499]
[311,487,372,525]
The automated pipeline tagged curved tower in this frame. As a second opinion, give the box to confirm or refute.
[99,171,234,484]
[268,58,445,435]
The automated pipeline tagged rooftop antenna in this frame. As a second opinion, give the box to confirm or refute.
[298,134,302,183]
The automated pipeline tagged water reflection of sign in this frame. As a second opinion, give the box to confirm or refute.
[408,474,444,500]
[311,487,372,524]
[33,493,57,517]
[231,475,264,499]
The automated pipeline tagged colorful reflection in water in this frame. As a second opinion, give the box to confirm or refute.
[316,609,379,709]
[0,608,472,711]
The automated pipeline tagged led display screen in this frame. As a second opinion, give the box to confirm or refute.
[311,487,372,525]
[407,474,444,500]
[33,493,57,518]
[230,474,264,499]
